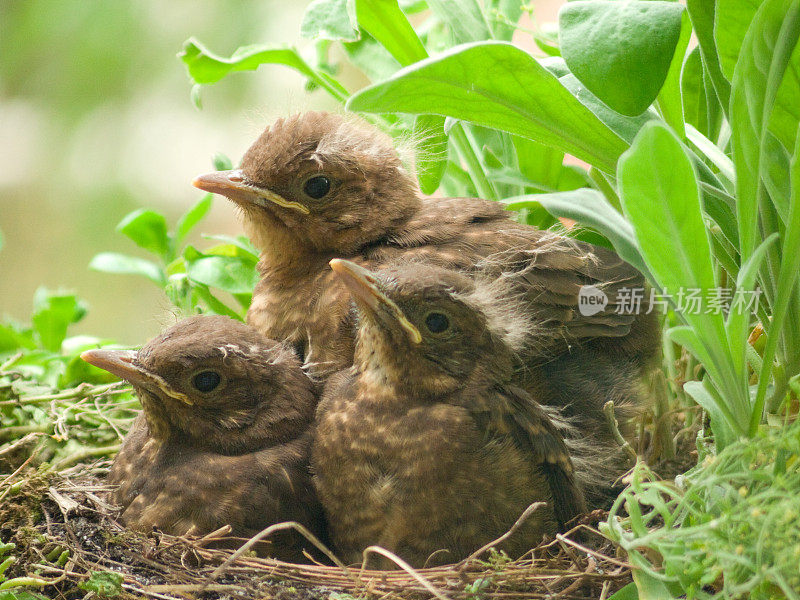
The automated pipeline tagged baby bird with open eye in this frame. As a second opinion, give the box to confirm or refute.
[81,315,325,561]
[313,260,587,568]
[193,113,659,502]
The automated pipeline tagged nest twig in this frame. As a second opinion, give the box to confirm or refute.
[1,465,632,600]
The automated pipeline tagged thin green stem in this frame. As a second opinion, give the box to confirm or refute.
[450,124,498,201]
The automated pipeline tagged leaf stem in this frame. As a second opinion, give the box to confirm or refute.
[450,124,498,201]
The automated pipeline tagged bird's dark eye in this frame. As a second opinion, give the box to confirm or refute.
[192,370,221,393]
[303,175,331,199]
[424,312,450,333]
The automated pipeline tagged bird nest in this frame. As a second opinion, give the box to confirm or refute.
[0,461,632,600]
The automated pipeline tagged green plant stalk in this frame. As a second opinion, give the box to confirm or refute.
[750,137,800,433]
[450,124,498,201]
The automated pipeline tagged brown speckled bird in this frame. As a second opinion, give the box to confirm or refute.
[313,259,586,567]
[192,112,659,500]
[81,315,324,561]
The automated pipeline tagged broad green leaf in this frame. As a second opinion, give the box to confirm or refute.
[714,0,761,81]
[607,582,638,600]
[685,0,730,109]
[503,188,647,277]
[354,0,427,66]
[31,288,87,353]
[769,28,800,154]
[178,38,348,101]
[342,35,401,82]
[186,256,258,294]
[620,122,748,430]
[558,74,656,143]
[176,194,213,244]
[203,242,259,262]
[631,568,677,600]
[559,1,685,116]
[413,115,448,194]
[193,285,245,320]
[655,10,691,137]
[116,209,169,258]
[730,0,800,261]
[427,0,492,44]
[539,56,570,78]
[618,122,718,310]
[0,323,36,353]
[201,234,259,258]
[301,0,359,42]
[347,42,629,173]
[0,228,3,253]
[89,252,166,286]
[512,135,564,192]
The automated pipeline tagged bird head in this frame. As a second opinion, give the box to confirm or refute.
[330,259,529,398]
[193,112,421,258]
[81,315,316,454]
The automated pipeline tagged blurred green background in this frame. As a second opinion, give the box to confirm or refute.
[0,0,561,346]
[0,0,336,344]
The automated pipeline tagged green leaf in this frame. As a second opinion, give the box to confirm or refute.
[558,74,656,143]
[619,122,718,308]
[512,135,564,192]
[730,0,800,261]
[116,209,169,258]
[178,38,348,101]
[342,35,401,82]
[607,583,638,600]
[751,125,800,434]
[486,0,524,42]
[655,10,691,137]
[347,41,629,173]
[504,188,647,277]
[301,0,359,42]
[0,324,36,353]
[769,27,800,154]
[31,289,87,353]
[201,234,259,258]
[681,47,721,141]
[0,228,3,254]
[78,571,123,598]
[427,0,492,44]
[682,378,738,448]
[685,0,730,109]
[413,115,448,194]
[631,566,680,600]
[619,122,748,431]
[714,0,761,81]
[354,0,427,66]
[558,1,685,116]
[211,152,232,171]
[193,285,245,320]
[89,252,166,287]
[175,194,213,244]
[186,256,258,294]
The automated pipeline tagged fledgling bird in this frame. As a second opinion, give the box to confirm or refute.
[313,259,587,567]
[81,315,325,561]
[192,113,660,462]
